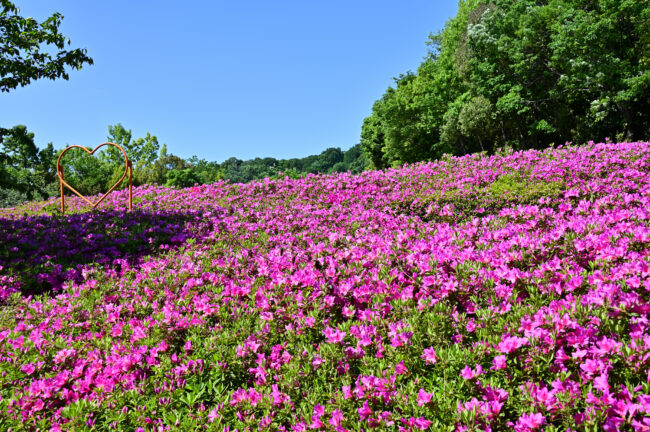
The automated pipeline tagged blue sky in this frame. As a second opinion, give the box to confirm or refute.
[2,1,458,162]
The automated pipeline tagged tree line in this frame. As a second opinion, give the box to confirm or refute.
[0,123,368,207]
[361,0,650,168]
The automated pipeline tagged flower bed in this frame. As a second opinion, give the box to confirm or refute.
[1,142,649,431]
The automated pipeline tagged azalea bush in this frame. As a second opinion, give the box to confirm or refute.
[1,142,649,431]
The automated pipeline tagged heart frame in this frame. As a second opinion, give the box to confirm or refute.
[56,142,133,214]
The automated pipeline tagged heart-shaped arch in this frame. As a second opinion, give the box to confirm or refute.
[57,142,133,213]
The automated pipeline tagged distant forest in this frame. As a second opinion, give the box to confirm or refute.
[2,0,648,206]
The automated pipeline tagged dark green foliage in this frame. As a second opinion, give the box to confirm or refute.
[0,0,93,92]
[362,0,650,165]
[0,125,57,206]
[165,168,202,188]
[218,145,368,184]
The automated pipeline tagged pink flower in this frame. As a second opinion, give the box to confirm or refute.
[33,398,44,411]
[248,388,262,406]
[131,326,146,341]
[111,323,123,337]
[421,347,437,364]
[515,412,545,431]
[312,354,323,369]
[329,409,344,427]
[417,389,433,406]
[358,401,372,420]
[21,363,36,375]
[395,360,408,375]
[9,335,24,350]
[323,326,346,343]
[498,336,529,353]
[491,355,507,370]
[313,403,325,418]
[53,348,75,365]
[229,388,248,406]
[414,417,432,430]
[460,364,482,380]
[460,365,474,380]
[207,408,219,422]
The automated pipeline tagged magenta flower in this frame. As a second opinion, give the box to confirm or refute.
[395,360,408,375]
[460,365,474,379]
[497,336,529,353]
[358,401,372,420]
[329,409,344,427]
[312,354,323,369]
[417,389,433,406]
[323,326,346,343]
[207,408,219,422]
[421,347,437,364]
[229,388,248,406]
[491,355,507,370]
[21,363,36,375]
[514,412,545,431]
[414,417,432,430]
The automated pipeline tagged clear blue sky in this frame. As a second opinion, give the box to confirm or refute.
[2,1,458,162]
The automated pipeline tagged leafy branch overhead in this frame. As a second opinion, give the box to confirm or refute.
[0,0,93,92]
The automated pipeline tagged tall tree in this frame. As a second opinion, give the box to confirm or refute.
[0,125,56,201]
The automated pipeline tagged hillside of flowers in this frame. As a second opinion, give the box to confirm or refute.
[1,142,649,431]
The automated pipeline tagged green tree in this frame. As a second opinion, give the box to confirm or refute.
[102,124,161,188]
[360,115,388,169]
[57,145,112,196]
[104,123,160,168]
[0,0,93,92]
[458,95,496,152]
[165,168,201,188]
[0,125,58,204]
[341,144,368,174]
[362,0,650,163]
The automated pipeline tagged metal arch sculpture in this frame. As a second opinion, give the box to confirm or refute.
[57,142,133,214]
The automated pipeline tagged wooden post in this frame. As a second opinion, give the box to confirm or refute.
[128,160,133,211]
[59,167,65,213]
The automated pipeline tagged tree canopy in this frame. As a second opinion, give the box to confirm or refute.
[0,0,93,92]
[361,0,650,166]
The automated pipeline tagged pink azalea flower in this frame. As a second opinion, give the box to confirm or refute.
[421,347,437,364]
[312,354,323,369]
[358,401,372,420]
[21,363,36,375]
[515,412,545,431]
[414,417,432,430]
[395,360,408,375]
[491,355,507,370]
[417,389,433,406]
[498,336,529,353]
[460,365,474,380]
[33,398,44,411]
[323,326,346,343]
[329,409,344,427]
[207,408,219,422]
